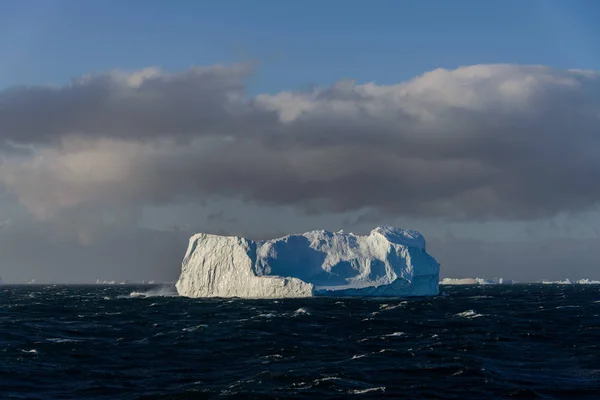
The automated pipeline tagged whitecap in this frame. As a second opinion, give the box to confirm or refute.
[20,349,37,354]
[262,354,283,360]
[350,349,390,360]
[291,381,312,390]
[455,310,484,319]
[255,313,277,319]
[383,332,404,337]
[378,302,406,311]
[349,387,385,394]
[182,325,207,332]
[47,338,81,343]
[313,376,341,384]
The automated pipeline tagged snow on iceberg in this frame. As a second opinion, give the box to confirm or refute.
[175,226,440,298]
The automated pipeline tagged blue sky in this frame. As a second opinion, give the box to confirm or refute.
[1,0,599,93]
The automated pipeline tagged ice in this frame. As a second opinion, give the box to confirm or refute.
[577,279,600,285]
[96,279,116,285]
[176,226,440,299]
[440,277,504,285]
[540,279,600,285]
[175,234,313,299]
[541,279,572,285]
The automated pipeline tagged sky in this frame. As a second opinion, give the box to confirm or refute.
[1,0,600,283]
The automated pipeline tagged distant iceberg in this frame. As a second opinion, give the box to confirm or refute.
[541,279,600,285]
[541,279,572,285]
[440,277,504,285]
[176,226,440,298]
[96,279,116,285]
[576,279,600,285]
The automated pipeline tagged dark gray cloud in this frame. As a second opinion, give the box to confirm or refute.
[1,64,600,221]
[0,64,272,144]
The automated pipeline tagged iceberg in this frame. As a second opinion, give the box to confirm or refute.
[576,279,600,285]
[541,279,572,285]
[540,279,600,285]
[175,226,440,298]
[440,277,505,285]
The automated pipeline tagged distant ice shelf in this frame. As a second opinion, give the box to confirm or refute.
[175,226,440,299]
[540,279,600,285]
[440,277,506,285]
[439,278,600,285]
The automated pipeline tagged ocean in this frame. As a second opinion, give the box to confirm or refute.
[1,284,599,399]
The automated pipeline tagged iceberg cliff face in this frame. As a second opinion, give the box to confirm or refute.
[176,226,440,298]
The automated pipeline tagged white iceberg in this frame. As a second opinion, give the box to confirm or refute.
[175,226,440,298]
[541,279,572,285]
[576,279,600,285]
[440,277,504,285]
[540,279,600,285]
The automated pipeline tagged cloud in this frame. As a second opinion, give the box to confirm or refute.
[0,64,599,220]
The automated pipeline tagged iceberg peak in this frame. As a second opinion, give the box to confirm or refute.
[370,226,427,248]
[176,227,440,299]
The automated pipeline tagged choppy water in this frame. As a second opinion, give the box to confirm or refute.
[1,284,599,399]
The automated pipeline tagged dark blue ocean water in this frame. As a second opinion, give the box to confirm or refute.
[1,284,599,399]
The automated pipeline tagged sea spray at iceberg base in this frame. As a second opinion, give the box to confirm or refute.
[175,226,440,298]
[129,285,178,298]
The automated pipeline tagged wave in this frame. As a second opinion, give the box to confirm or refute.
[455,310,484,319]
[349,387,386,394]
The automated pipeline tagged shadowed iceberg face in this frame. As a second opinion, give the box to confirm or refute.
[176,226,440,298]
